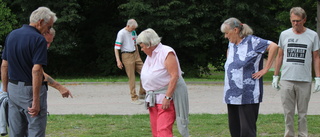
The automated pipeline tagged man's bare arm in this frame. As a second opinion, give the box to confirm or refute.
[1,60,8,92]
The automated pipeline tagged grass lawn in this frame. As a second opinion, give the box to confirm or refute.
[6,71,320,136]
[42,71,320,136]
[46,114,320,137]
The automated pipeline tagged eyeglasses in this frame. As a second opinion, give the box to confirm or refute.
[291,19,302,23]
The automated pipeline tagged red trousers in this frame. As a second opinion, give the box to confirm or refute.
[149,101,175,137]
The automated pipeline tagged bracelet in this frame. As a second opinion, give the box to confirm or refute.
[165,96,173,100]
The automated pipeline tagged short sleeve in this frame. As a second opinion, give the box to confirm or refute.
[114,31,123,49]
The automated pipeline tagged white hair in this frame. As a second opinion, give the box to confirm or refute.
[136,28,161,47]
[29,7,57,24]
[220,17,253,38]
[127,19,138,28]
[49,28,56,36]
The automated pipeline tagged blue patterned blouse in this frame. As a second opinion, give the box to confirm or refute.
[223,35,271,105]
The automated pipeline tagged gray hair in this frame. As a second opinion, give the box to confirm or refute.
[136,28,161,47]
[220,17,253,38]
[49,28,56,36]
[29,7,57,24]
[290,7,307,19]
[127,19,138,28]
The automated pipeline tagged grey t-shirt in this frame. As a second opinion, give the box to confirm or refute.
[278,28,320,82]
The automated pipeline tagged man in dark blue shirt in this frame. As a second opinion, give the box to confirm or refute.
[1,7,57,137]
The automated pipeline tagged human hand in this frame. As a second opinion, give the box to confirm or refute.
[58,86,73,98]
[161,98,171,110]
[28,102,40,117]
[314,77,320,93]
[116,61,123,69]
[252,69,268,79]
[272,75,280,90]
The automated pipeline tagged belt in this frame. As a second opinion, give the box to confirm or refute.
[121,50,135,53]
[9,79,47,86]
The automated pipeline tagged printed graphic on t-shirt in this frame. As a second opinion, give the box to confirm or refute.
[132,31,136,45]
[286,43,307,64]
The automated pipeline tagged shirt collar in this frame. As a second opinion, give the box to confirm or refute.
[152,43,162,54]
[23,24,41,34]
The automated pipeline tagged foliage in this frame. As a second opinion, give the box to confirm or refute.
[118,0,318,77]
[119,0,225,77]
[2,0,85,76]
[0,0,17,44]
[0,0,318,77]
[74,0,128,76]
[274,0,318,33]
[221,0,280,42]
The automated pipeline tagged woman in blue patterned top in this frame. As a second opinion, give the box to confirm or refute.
[220,17,278,137]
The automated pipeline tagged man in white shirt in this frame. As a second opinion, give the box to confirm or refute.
[114,19,145,105]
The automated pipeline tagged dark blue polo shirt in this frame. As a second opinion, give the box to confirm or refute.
[2,24,47,82]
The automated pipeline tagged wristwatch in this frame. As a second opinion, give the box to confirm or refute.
[165,96,173,100]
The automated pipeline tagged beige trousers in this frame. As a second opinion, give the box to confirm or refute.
[280,80,311,137]
[121,50,145,101]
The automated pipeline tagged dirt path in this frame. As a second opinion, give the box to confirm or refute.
[47,82,320,115]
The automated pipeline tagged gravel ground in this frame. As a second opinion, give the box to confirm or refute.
[47,82,320,115]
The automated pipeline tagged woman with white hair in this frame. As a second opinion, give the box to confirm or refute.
[137,28,189,137]
[220,17,278,137]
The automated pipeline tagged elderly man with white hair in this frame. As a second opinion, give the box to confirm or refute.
[1,6,57,137]
[114,19,146,105]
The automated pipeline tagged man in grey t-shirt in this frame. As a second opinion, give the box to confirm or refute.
[272,7,320,137]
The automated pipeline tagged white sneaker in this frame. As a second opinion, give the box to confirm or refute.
[131,100,143,105]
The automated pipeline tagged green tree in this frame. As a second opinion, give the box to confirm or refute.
[118,0,318,77]
[2,0,317,77]
[3,0,88,76]
[119,0,225,77]
[3,0,127,76]
[0,0,17,45]
[74,0,128,76]
[3,0,83,55]
[274,0,317,33]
